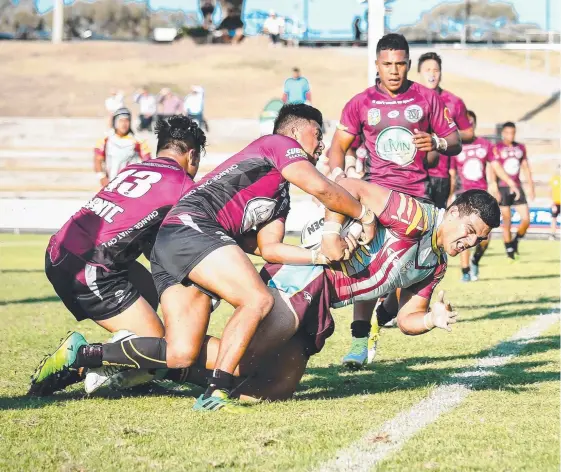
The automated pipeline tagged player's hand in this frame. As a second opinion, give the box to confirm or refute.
[509,185,521,200]
[429,291,458,332]
[412,129,435,152]
[358,217,376,245]
[320,233,349,262]
[100,176,109,188]
[341,234,358,260]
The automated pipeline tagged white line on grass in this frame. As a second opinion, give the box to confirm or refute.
[317,312,559,472]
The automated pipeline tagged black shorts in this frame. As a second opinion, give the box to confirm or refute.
[498,186,527,207]
[428,176,451,209]
[45,249,148,322]
[151,211,238,298]
[552,203,560,218]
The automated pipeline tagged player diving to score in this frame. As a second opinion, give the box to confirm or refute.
[29,183,500,405]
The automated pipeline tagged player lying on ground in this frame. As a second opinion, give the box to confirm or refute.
[29,186,500,407]
[28,116,206,396]
[30,104,376,408]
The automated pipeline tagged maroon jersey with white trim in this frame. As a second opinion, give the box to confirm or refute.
[48,158,194,270]
[491,142,527,188]
[451,137,493,191]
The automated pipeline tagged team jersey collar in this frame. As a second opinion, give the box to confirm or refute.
[374,79,413,99]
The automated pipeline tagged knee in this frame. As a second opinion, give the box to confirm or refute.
[243,290,275,319]
[165,341,199,369]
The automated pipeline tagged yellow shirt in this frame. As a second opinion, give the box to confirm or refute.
[551,175,561,204]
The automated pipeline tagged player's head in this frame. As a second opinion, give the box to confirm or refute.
[467,110,477,129]
[501,121,516,144]
[439,189,500,257]
[113,108,132,136]
[375,33,411,94]
[417,52,442,90]
[154,115,207,178]
[273,103,324,164]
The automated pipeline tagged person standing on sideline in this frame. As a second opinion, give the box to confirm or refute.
[549,167,560,240]
[263,10,284,46]
[157,88,184,120]
[491,121,535,261]
[283,67,311,105]
[417,52,474,209]
[133,87,157,132]
[184,85,205,128]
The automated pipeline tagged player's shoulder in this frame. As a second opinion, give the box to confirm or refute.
[257,134,301,149]
[410,81,438,101]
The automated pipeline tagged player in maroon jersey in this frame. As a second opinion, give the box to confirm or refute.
[417,52,474,209]
[31,104,375,409]
[29,116,205,396]
[327,33,463,369]
[491,122,536,260]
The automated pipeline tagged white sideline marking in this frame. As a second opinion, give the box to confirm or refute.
[317,313,559,472]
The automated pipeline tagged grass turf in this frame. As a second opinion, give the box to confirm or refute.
[0,234,559,471]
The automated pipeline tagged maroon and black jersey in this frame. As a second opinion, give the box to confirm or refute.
[48,158,194,270]
[163,135,310,236]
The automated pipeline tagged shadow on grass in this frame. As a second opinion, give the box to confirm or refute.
[456,296,559,310]
[0,269,45,274]
[459,305,560,323]
[296,334,560,401]
[484,274,560,281]
[0,296,59,306]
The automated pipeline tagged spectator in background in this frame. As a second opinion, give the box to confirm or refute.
[201,0,215,30]
[184,85,205,129]
[157,88,184,119]
[550,166,560,240]
[263,10,284,46]
[104,89,124,128]
[133,87,157,132]
[282,67,311,105]
[94,108,151,186]
[353,17,362,46]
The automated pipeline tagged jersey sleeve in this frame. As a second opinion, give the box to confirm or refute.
[94,137,106,159]
[408,260,447,299]
[376,191,431,240]
[262,135,309,172]
[453,98,471,131]
[283,79,290,94]
[337,95,361,136]
[429,92,457,137]
[302,78,310,94]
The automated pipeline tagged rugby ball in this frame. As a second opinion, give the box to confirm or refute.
[300,210,363,249]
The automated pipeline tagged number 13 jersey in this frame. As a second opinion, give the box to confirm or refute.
[49,158,194,270]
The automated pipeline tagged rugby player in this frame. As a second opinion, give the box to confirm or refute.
[34,186,499,406]
[417,52,474,209]
[491,122,535,260]
[28,115,205,396]
[94,108,151,186]
[327,33,463,369]
[30,104,375,410]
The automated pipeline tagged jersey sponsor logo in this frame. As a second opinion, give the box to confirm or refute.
[371,98,414,105]
[303,291,312,304]
[183,164,239,199]
[501,149,509,159]
[215,231,234,242]
[83,197,124,223]
[387,110,400,119]
[462,158,484,181]
[375,126,416,166]
[285,147,308,159]
[443,107,455,128]
[241,197,278,233]
[503,157,521,176]
[367,108,381,126]
[404,104,423,123]
[457,151,466,161]
[475,147,487,159]
[514,147,524,159]
[178,213,203,232]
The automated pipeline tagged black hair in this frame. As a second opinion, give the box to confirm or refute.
[293,67,300,73]
[448,189,501,229]
[417,52,442,72]
[273,104,323,134]
[154,115,206,155]
[376,33,409,57]
[502,121,516,130]
[467,110,476,124]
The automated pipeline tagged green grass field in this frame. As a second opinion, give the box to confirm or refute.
[0,234,559,472]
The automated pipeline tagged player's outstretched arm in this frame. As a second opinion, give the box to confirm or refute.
[396,289,458,336]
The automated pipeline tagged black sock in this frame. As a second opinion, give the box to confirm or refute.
[76,344,103,368]
[101,337,168,369]
[462,267,470,275]
[505,242,515,259]
[515,232,525,239]
[350,320,371,338]
[163,368,190,384]
[205,369,234,398]
[472,244,486,265]
[376,303,396,327]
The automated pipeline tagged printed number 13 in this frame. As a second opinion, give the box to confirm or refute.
[105,170,162,198]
